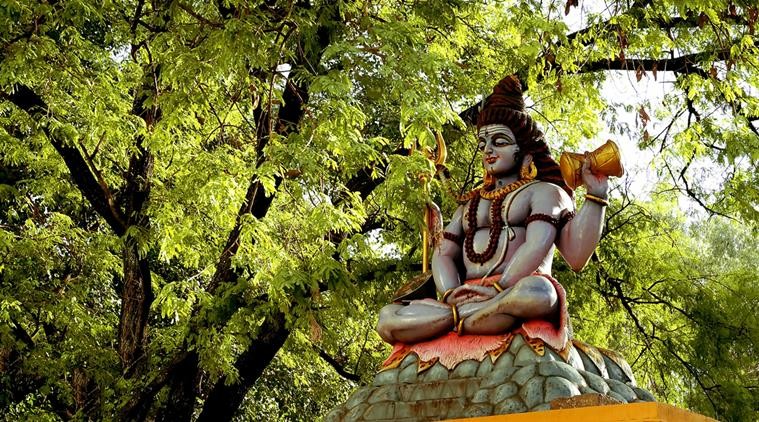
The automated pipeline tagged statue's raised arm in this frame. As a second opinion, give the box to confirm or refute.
[556,159,608,271]
[556,141,625,270]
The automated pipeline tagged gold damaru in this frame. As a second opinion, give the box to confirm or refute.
[559,140,625,190]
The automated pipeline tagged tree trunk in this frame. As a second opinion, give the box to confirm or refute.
[195,313,290,421]
[155,353,200,422]
[118,64,158,375]
[118,244,153,375]
[132,4,339,416]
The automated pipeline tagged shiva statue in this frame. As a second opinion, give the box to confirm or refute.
[328,79,647,420]
[377,75,614,349]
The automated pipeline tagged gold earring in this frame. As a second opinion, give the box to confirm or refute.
[520,161,537,180]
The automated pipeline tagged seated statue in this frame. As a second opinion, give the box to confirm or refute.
[325,76,645,422]
[377,76,611,350]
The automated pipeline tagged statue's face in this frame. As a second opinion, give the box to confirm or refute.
[478,124,519,176]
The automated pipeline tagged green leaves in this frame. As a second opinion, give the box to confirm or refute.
[1,0,758,420]
[564,199,759,419]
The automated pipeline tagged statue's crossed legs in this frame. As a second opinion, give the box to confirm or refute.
[377,275,558,344]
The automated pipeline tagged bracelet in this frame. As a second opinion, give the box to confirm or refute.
[559,211,576,229]
[456,318,465,336]
[525,213,560,227]
[492,282,504,292]
[441,288,455,303]
[585,193,609,207]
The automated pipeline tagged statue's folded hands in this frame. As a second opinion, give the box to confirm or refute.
[446,284,499,305]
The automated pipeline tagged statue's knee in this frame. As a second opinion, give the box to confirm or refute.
[377,305,400,342]
[376,324,393,343]
[376,318,392,343]
[379,304,400,322]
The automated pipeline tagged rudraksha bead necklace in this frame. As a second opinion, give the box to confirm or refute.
[464,178,530,263]
[464,193,504,263]
[479,177,533,200]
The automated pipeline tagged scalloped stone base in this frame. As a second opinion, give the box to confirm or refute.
[325,334,656,421]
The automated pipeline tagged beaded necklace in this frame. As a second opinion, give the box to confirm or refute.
[479,177,534,200]
[450,177,534,204]
[464,193,504,263]
[463,178,532,263]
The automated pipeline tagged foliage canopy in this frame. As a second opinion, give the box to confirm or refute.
[1,0,758,420]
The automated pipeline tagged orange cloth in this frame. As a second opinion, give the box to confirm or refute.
[464,274,501,287]
[520,274,569,351]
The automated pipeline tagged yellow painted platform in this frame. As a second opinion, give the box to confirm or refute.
[449,402,716,422]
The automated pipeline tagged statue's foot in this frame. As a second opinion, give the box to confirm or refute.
[461,310,517,335]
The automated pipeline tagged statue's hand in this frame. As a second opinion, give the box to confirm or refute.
[581,157,609,198]
[447,284,497,305]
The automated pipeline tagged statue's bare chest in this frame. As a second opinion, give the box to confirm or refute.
[462,192,531,232]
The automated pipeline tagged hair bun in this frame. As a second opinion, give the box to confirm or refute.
[487,75,525,111]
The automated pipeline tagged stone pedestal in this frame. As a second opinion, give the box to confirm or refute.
[324,334,656,421]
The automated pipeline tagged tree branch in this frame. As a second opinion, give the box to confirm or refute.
[10,318,35,348]
[130,0,145,36]
[152,24,311,420]
[565,0,653,45]
[195,313,290,422]
[177,1,224,28]
[315,346,361,382]
[0,85,128,235]
[118,351,192,421]
[571,51,725,79]
[457,49,717,125]
[566,2,748,45]
[206,78,305,293]
[596,265,724,414]
[678,151,736,220]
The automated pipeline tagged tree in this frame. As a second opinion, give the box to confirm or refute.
[0,0,757,420]
[561,191,759,421]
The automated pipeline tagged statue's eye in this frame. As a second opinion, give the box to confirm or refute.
[494,139,511,147]
[477,140,486,150]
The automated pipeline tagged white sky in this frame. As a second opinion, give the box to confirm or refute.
[598,72,661,199]
[561,2,715,218]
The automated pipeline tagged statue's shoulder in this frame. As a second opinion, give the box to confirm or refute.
[523,180,568,196]
[523,181,574,211]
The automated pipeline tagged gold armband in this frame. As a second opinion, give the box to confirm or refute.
[585,193,609,207]
[492,282,504,292]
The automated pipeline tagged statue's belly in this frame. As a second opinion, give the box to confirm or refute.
[463,227,526,279]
